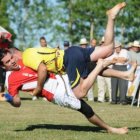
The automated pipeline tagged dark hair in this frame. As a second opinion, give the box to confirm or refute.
[64,41,70,47]
[40,36,46,41]
[0,48,9,65]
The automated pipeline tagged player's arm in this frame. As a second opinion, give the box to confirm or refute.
[0,92,21,107]
[113,57,128,64]
[32,62,48,96]
[117,57,128,64]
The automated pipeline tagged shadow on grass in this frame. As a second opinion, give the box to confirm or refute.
[129,127,140,131]
[20,97,32,100]
[15,124,105,133]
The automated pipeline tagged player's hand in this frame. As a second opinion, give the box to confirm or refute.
[112,57,117,64]
[32,87,42,96]
[0,93,7,101]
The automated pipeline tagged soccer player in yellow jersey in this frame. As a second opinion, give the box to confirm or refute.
[23,47,64,73]
[22,2,129,98]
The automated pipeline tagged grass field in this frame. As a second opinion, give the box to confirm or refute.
[0,91,140,140]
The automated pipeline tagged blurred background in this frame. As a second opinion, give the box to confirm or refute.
[0,0,140,50]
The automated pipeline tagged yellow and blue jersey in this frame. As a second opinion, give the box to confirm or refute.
[63,46,95,88]
[22,47,64,73]
[22,46,95,89]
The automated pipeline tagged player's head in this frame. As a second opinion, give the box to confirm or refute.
[0,48,20,71]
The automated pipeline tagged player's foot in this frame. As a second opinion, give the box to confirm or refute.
[125,61,137,81]
[108,127,128,134]
[106,2,126,19]
[102,59,113,68]
[96,59,105,70]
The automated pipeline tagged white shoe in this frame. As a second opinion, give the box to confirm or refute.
[32,96,38,101]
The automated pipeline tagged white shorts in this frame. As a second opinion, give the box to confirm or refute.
[53,75,81,110]
[22,74,81,110]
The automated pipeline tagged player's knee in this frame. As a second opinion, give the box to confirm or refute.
[78,99,95,118]
[64,95,81,110]
[72,86,86,99]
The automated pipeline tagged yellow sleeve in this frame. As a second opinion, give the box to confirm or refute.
[22,48,43,70]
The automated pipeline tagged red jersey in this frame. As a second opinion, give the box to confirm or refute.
[7,60,56,101]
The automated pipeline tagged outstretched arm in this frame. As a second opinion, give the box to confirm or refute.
[0,92,21,107]
[32,62,48,96]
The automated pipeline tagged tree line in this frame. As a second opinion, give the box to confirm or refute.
[0,0,140,49]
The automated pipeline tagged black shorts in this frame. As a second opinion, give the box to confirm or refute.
[64,46,95,88]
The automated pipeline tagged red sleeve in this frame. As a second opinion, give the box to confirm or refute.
[48,73,56,79]
[8,84,20,97]
[7,60,38,96]
[42,89,54,101]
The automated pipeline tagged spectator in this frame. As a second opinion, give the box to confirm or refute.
[126,41,140,106]
[79,38,88,48]
[39,36,51,48]
[127,41,140,64]
[90,38,97,48]
[111,42,129,105]
[63,41,70,50]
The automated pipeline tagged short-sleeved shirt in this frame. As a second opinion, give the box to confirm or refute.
[7,60,38,96]
[64,46,95,88]
[6,60,57,101]
[22,47,64,73]
[110,49,129,66]
[128,51,140,65]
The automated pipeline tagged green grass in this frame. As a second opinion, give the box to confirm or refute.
[0,91,140,140]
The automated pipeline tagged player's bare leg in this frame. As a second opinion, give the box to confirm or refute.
[101,61,137,81]
[90,2,126,61]
[73,59,106,99]
[88,114,128,134]
[103,2,126,47]
[106,2,126,20]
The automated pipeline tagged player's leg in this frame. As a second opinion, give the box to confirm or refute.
[88,114,128,134]
[100,61,137,81]
[53,74,81,110]
[78,99,128,134]
[73,59,105,98]
[90,2,126,61]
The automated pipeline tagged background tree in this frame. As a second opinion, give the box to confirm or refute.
[122,0,140,43]
[0,0,15,40]
[7,0,54,50]
[55,0,125,44]
[1,0,139,49]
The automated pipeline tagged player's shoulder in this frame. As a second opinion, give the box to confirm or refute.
[17,59,24,67]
